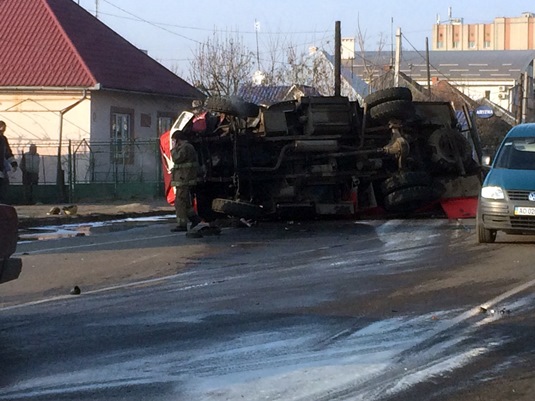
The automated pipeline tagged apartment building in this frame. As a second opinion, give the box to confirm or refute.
[433,12,535,51]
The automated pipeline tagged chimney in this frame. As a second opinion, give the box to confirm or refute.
[341,38,355,60]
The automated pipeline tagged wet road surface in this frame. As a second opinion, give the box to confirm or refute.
[1,218,534,400]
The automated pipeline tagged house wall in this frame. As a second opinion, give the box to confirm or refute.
[86,90,190,184]
[412,79,517,109]
[0,89,194,190]
[90,90,190,141]
[0,90,91,186]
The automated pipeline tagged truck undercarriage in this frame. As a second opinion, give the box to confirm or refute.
[162,87,482,221]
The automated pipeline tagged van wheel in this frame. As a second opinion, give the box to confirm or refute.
[477,218,496,243]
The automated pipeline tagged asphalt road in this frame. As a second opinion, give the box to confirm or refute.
[1,217,534,400]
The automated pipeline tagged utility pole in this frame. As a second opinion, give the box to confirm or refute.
[394,27,401,87]
[254,19,261,71]
[334,21,341,96]
[426,37,431,95]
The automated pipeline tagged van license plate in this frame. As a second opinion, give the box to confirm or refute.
[514,206,535,216]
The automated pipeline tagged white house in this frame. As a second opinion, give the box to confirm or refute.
[0,0,203,199]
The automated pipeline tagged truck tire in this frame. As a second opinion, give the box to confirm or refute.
[206,96,238,115]
[369,100,415,123]
[205,96,259,118]
[234,100,260,118]
[380,171,433,195]
[428,128,470,171]
[211,198,264,220]
[383,185,439,212]
[364,87,412,109]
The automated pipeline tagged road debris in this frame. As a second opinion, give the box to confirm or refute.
[70,285,81,295]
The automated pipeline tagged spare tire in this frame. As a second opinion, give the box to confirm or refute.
[211,198,264,220]
[369,100,416,123]
[364,87,413,109]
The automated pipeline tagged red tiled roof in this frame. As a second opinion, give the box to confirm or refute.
[0,0,201,98]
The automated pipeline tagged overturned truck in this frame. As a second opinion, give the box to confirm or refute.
[161,87,481,221]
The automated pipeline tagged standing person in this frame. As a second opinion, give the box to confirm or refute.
[0,121,18,203]
[170,130,202,233]
[20,144,40,204]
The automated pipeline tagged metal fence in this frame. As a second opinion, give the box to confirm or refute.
[70,139,161,184]
[8,139,163,203]
[10,139,161,185]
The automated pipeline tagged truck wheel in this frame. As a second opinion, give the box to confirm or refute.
[211,198,264,220]
[364,87,412,109]
[477,216,496,243]
[369,100,415,123]
[234,101,260,118]
[381,171,432,195]
[383,185,439,212]
[206,96,238,115]
[428,128,465,171]
[205,96,259,118]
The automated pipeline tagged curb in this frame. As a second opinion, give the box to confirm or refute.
[17,210,173,228]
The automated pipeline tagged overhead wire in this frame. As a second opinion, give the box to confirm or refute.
[401,33,465,87]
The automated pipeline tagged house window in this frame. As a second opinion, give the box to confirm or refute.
[157,114,175,136]
[111,109,134,164]
[485,90,490,99]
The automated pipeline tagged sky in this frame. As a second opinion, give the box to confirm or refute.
[76,0,535,80]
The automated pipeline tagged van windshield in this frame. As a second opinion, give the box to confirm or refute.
[494,137,535,170]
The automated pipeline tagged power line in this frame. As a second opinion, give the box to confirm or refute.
[98,1,332,38]
[100,0,202,44]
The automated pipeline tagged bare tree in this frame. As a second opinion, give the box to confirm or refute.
[356,19,388,91]
[258,32,296,86]
[188,27,354,98]
[189,30,254,96]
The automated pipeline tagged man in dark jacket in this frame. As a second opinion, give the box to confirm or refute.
[20,144,40,204]
[0,121,18,203]
[170,130,202,232]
